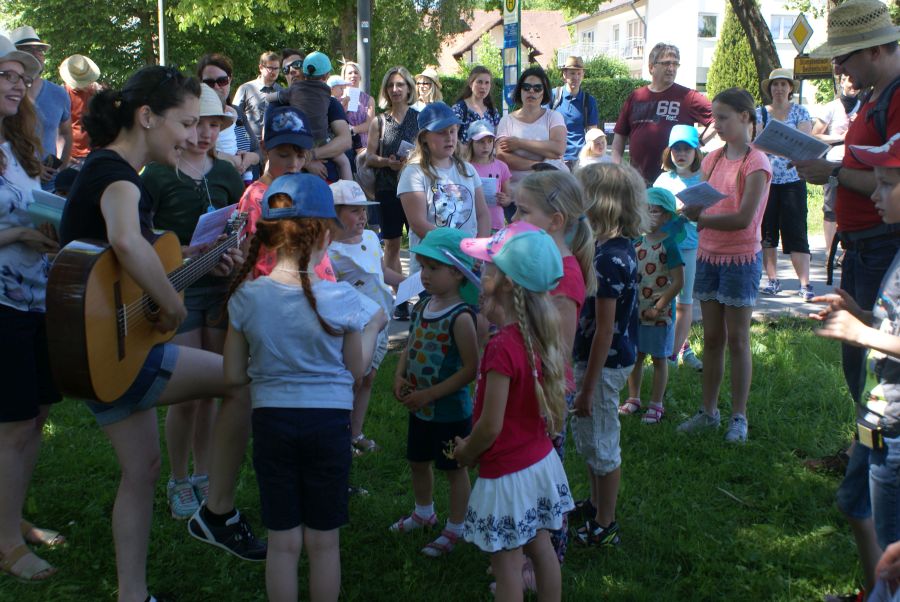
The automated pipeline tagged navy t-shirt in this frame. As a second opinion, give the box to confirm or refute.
[552,87,599,161]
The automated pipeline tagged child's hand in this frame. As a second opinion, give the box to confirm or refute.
[451,435,477,467]
[400,388,432,412]
[393,376,413,401]
[495,191,511,207]
[680,204,703,222]
[815,309,871,348]
[641,307,660,321]
[877,540,900,583]
[573,389,592,418]
[809,288,865,322]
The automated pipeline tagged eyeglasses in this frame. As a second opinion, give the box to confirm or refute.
[520,83,544,92]
[833,49,863,67]
[282,60,303,75]
[260,64,279,72]
[655,61,680,68]
[202,76,231,88]
[0,70,33,88]
[416,81,432,88]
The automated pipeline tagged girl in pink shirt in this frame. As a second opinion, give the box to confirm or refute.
[679,87,772,443]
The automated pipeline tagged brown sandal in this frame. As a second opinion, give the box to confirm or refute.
[21,520,66,548]
[0,544,57,582]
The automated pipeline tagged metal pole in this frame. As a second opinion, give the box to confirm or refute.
[357,0,371,94]
[158,0,167,66]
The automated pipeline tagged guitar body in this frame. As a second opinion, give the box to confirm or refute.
[47,231,183,402]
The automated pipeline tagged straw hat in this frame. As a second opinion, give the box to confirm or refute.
[810,0,900,59]
[198,83,234,128]
[9,26,49,51]
[562,55,585,71]
[58,54,99,89]
[0,34,40,78]
[416,67,441,89]
[760,68,801,96]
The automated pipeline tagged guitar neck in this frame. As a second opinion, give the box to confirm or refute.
[168,233,239,292]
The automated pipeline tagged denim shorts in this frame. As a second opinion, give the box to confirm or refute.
[407,414,472,471]
[252,407,352,531]
[178,285,229,333]
[836,435,900,550]
[571,362,631,476]
[84,343,179,427]
[676,247,698,306]
[694,252,762,307]
[638,323,675,359]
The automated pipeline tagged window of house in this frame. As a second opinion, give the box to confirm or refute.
[698,14,717,38]
[627,18,644,40]
[581,30,594,46]
[770,15,793,40]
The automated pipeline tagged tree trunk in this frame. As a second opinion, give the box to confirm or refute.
[337,3,357,64]
[728,0,781,97]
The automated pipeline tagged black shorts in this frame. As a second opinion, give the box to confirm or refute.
[0,304,61,422]
[375,188,407,240]
[760,179,810,254]
[252,407,351,531]
[406,413,472,471]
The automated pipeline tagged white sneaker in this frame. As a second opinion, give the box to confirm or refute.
[676,409,720,434]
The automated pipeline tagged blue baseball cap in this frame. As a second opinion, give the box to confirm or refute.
[460,222,563,293]
[668,124,699,149]
[264,105,313,150]
[302,51,332,77]
[261,173,337,221]
[418,101,462,132]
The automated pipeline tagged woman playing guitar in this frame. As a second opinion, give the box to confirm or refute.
[58,66,263,602]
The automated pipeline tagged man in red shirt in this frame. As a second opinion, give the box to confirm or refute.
[611,43,713,184]
[58,54,100,164]
[795,0,900,594]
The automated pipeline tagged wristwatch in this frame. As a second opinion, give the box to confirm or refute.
[828,165,842,187]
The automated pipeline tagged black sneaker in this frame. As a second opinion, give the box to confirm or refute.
[188,506,267,562]
[574,520,620,547]
[393,302,410,321]
[567,498,596,524]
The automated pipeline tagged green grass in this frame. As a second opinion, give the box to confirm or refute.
[2,319,860,601]
[808,184,825,237]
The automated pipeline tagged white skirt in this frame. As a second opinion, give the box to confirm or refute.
[463,449,574,552]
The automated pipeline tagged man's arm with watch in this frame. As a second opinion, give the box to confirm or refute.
[794,159,877,196]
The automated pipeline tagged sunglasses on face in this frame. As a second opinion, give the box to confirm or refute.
[417,81,432,88]
[202,76,231,88]
[282,60,303,75]
[520,83,544,93]
[0,70,33,88]
[833,49,863,67]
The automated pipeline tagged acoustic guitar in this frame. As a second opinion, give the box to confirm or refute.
[46,212,247,402]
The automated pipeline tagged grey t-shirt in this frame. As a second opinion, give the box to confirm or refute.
[228,277,379,410]
[864,252,900,435]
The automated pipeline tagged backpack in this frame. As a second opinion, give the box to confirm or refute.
[863,74,900,142]
[551,87,594,132]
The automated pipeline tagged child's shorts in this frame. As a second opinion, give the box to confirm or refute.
[252,407,351,532]
[638,323,675,358]
[407,414,472,471]
[676,247,698,305]
[693,252,762,307]
[571,363,631,476]
[836,434,900,550]
[371,329,389,371]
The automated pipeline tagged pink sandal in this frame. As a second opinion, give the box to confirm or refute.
[421,528,460,557]
[618,398,642,416]
[641,403,665,424]
[388,512,437,533]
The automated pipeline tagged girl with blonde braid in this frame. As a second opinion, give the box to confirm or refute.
[453,222,574,600]
[224,173,387,602]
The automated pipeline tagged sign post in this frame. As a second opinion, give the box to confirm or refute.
[502,0,521,115]
[787,14,830,103]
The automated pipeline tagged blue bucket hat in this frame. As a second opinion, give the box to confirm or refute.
[418,101,462,132]
[264,105,313,150]
[261,173,337,221]
[460,222,563,293]
[302,51,332,77]
[668,124,700,149]
[646,187,677,215]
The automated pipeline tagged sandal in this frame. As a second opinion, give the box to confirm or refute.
[641,403,665,425]
[21,520,65,548]
[618,398,642,416]
[0,544,56,582]
[388,512,437,533]
[351,434,378,454]
[421,528,460,557]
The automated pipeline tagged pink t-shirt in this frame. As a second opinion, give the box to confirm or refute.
[472,159,511,230]
[237,180,335,280]
[473,324,553,479]
[698,148,771,265]
[550,256,585,392]
[495,109,567,184]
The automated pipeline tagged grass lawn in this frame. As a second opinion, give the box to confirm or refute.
[1,318,860,601]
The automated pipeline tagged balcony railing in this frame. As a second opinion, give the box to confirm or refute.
[557,36,644,66]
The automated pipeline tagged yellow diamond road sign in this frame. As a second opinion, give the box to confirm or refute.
[789,13,813,54]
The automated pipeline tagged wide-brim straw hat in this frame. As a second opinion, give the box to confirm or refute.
[0,34,40,78]
[59,54,99,89]
[416,67,442,89]
[761,68,801,96]
[810,0,900,59]
[9,26,50,51]
[199,83,235,128]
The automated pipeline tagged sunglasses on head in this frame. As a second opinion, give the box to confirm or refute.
[520,83,544,93]
[202,75,230,88]
[282,60,303,74]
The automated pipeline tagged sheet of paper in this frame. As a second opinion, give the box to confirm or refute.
[189,203,237,247]
[752,118,830,162]
[676,182,728,209]
[346,87,360,113]
[480,177,498,206]
[28,190,66,229]
[396,140,415,158]
[394,271,424,306]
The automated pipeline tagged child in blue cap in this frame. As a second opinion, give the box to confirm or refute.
[225,173,387,602]
[620,187,685,424]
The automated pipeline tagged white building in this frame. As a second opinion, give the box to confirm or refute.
[560,0,829,101]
